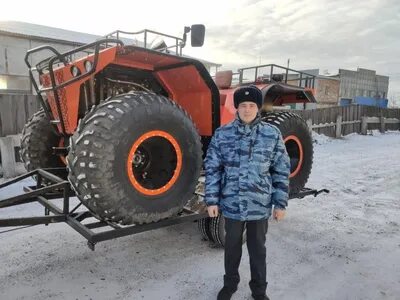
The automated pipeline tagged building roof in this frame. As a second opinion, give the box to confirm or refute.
[317,74,340,80]
[0,20,116,45]
[0,21,221,68]
[338,67,389,79]
[298,69,340,80]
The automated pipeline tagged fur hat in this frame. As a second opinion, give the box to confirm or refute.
[233,85,263,109]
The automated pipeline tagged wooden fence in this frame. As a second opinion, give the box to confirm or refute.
[291,105,400,138]
[1,94,399,138]
[0,94,40,137]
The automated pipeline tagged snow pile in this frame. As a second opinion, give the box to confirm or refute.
[369,129,400,136]
[312,131,333,145]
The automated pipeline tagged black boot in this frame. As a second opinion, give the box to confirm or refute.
[252,294,270,300]
[217,286,237,300]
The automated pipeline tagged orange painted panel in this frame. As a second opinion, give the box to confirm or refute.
[155,65,213,136]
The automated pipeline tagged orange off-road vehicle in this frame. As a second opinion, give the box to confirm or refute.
[0,25,327,249]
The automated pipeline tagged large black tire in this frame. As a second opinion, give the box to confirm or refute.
[67,92,202,224]
[197,217,214,242]
[20,109,66,177]
[262,111,313,195]
[209,215,247,248]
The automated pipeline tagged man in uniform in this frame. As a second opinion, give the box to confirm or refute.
[205,86,290,300]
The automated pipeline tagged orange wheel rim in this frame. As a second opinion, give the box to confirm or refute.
[126,130,182,196]
[284,135,303,178]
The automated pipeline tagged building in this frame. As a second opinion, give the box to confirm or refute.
[289,67,390,108]
[288,69,340,108]
[301,69,340,108]
[314,75,341,107]
[0,21,220,95]
[337,68,389,99]
[0,21,115,94]
[334,68,389,107]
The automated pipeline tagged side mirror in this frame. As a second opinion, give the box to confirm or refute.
[190,24,205,47]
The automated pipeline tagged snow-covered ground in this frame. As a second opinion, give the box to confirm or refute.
[0,131,399,300]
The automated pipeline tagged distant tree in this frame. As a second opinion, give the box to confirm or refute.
[388,92,400,108]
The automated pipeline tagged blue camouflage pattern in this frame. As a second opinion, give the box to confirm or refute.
[204,114,290,221]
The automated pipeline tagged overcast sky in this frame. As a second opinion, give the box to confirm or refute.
[1,0,399,104]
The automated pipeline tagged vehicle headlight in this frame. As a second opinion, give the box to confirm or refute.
[70,65,81,77]
[84,60,93,72]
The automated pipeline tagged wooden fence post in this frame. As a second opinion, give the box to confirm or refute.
[335,115,342,138]
[380,115,385,133]
[306,119,313,134]
[361,116,368,135]
[0,136,17,178]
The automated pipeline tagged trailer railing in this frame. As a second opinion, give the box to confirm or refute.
[238,64,316,88]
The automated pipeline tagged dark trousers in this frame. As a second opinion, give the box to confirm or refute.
[223,217,268,296]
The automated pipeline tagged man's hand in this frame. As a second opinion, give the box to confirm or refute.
[207,205,219,218]
[273,208,286,221]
